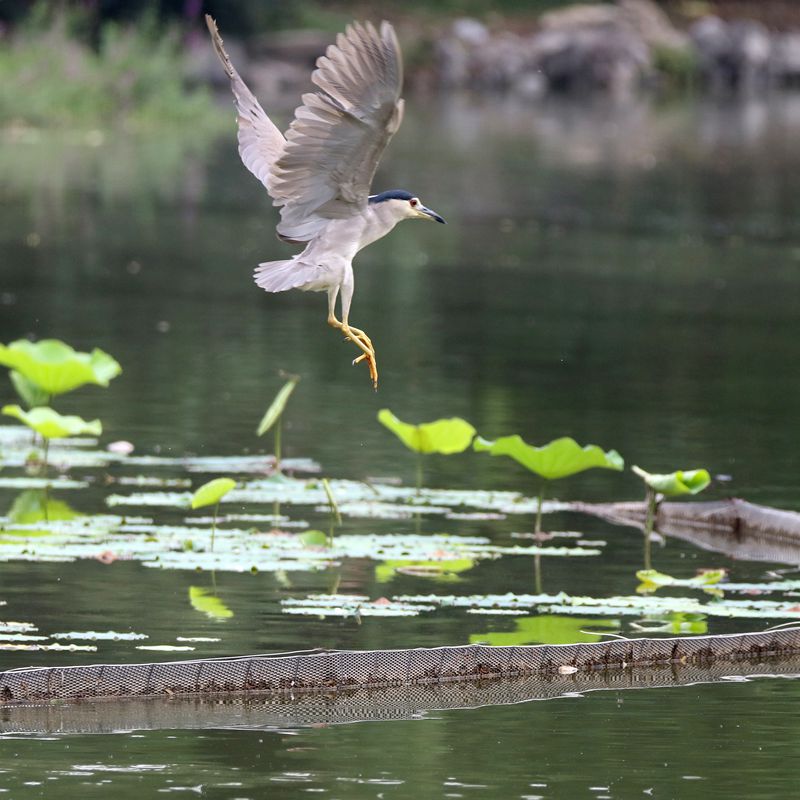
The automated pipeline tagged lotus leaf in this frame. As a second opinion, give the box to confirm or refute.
[632,466,711,496]
[1,405,102,439]
[474,435,624,480]
[189,586,234,619]
[299,529,328,548]
[9,371,49,408]
[0,339,121,396]
[377,409,476,454]
[191,477,236,509]
[257,375,299,436]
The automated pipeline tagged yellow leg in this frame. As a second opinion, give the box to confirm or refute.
[328,315,378,389]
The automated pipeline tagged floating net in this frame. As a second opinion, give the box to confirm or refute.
[2,628,800,709]
[3,654,800,735]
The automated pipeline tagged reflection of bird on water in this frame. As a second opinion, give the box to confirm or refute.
[206,16,445,389]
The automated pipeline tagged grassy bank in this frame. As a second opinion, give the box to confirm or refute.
[0,7,225,135]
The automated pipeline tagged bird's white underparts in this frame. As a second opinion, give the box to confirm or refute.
[206,16,446,389]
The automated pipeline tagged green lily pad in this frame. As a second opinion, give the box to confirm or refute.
[189,586,234,619]
[632,466,711,496]
[299,529,329,548]
[473,435,624,480]
[191,478,236,510]
[2,405,102,439]
[257,375,300,436]
[0,339,121,396]
[377,410,476,454]
[470,615,620,646]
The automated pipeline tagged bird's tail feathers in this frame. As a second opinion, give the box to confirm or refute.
[254,258,324,293]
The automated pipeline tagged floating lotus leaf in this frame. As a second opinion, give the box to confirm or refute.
[257,375,299,436]
[1,405,102,440]
[377,409,476,454]
[189,586,233,619]
[299,529,328,548]
[470,615,620,646]
[474,435,624,480]
[0,339,121,396]
[632,466,711,496]
[190,477,236,509]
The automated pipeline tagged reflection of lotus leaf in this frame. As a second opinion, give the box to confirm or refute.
[378,409,476,454]
[2,405,102,439]
[8,490,80,524]
[191,477,236,509]
[189,587,233,619]
[469,615,619,646]
[474,435,623,480]
[631,613,708,634]
[0,339,121,396]
[636,568,725,596]
[375,558,475,583]
[632,465,710,496]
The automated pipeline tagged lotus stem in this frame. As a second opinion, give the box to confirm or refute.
[534,553,542,594]
[42,438,50,477]
[415,453,423,496]
[274,418,282,472]
[211,501,219,553]
[643,487,657,570]
[534,481,545,535]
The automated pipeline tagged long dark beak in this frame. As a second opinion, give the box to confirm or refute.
[420,205,446,224]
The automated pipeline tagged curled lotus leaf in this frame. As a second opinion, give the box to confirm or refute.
[2,405,102,440]
[377,409,476,454]
[474,435,624,480]
[632,466,711,496]
[257,375,300,436]
[0,339,121,396]
[191,477,236,509]
[9,371,49,408]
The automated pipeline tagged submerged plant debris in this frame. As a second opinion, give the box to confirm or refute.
[0,512,601,573]
[106,476,569,518]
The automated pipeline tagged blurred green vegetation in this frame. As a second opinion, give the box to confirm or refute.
[0,1,586,34]
[0,4,226,133]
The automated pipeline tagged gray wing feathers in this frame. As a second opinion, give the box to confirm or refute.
[254,258,326,293]
[205,15,285,192]
[270,21,404,243]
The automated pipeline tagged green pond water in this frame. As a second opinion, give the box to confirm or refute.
[1,93,800,798]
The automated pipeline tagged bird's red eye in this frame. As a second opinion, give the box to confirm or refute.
[410,198,418,207]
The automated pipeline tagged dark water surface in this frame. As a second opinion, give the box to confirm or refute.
[1,94,800,797]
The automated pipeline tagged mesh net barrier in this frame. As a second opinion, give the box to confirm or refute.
[2,628,799,709]
[3,655,800,734]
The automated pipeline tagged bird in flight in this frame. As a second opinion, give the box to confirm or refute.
[206,16,445,389]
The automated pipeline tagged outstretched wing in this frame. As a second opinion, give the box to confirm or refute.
[270,21,405,243]
[205,15,285,193]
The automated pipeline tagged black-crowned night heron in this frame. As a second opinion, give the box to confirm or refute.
[206,16,445,389]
